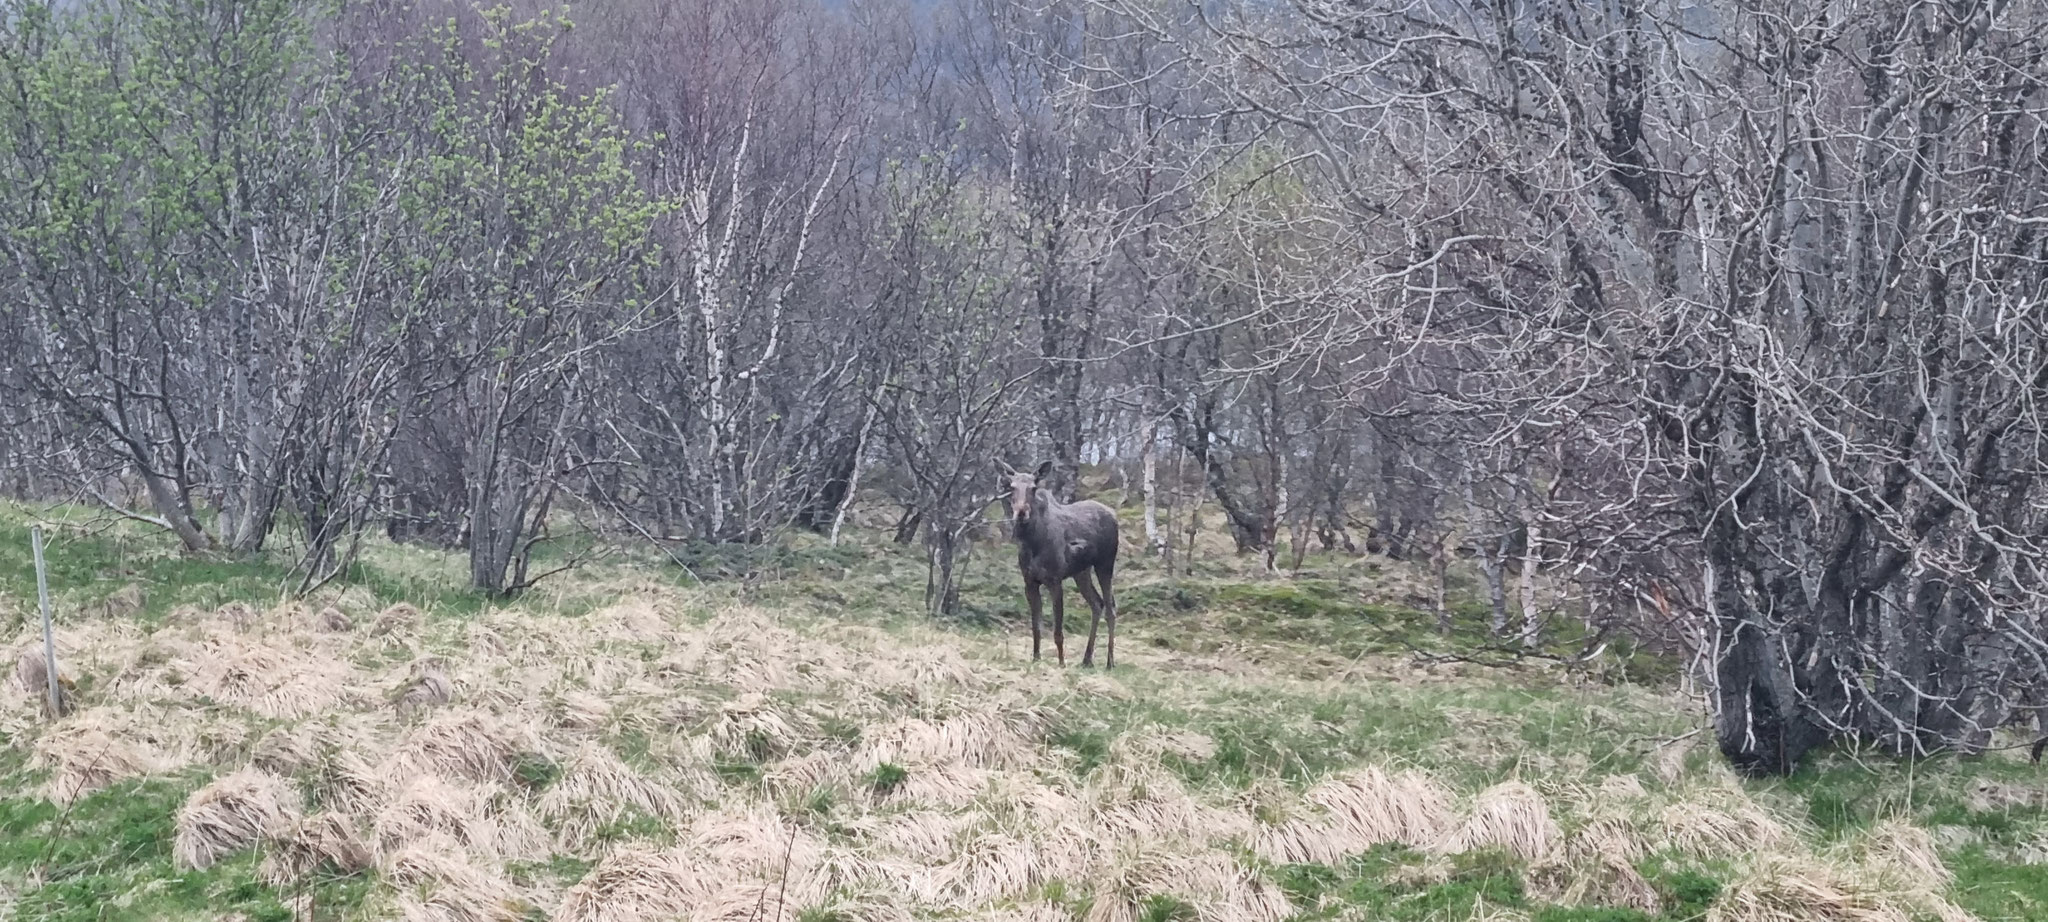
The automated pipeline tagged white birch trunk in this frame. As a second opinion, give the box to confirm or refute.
[829,384,883,545]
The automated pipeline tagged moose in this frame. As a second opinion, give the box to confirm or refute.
[1003,461,1120,667]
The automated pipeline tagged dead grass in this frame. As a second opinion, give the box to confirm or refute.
[857,703,1046,772]
[0,575,1996,922]
[184,636,360,719]
[537,742,695,848]
[1661,787,1795,860]
[1091,760,1246,846]
[174,768,299,869]
[373,602,422,635]
[395,656,456,718]
[554,848,706,922]
[1709,857,1914,922]
[317,605,354,632]
[711,692,815,760]
[384,838,527,922]
[263,810,374,884]
[12,644,74,717]
[1436,780,1559,862]
[383,708,537,784]
[1087,844,1292,922]
[1851,818,1952,885]
[30,710,164,802]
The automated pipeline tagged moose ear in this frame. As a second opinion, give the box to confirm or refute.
[1034,460,1054,482]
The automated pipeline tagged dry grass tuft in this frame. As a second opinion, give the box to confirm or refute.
[1248,794,1349,866]
[1852,819,1952,885]
[963,903,1070,922]
[861,810,972,863]
[13,644,75,717]
[384,838,526,922]
[911,830,1055,905]
[587,598,672,641]
[263,811,374,884]
[374,775,550,862]
[859,704,1045,772]
[1533,812,1659,914]
[691,874,838,922]
[677,609,807,692]
[1535,854,1662,914]
[174,768,299,870]
[1652,734,1698,784]
[309,606,350,633]
[1092,762,1244,846]
[217,601,260,631]
[690,806,826,874]
[1708,857,1915,922]
[186,638,357,719]
[1150,729,1218,763]
[1253,766,1454,863]
[1074,672,1133,701]
[1087,845,1292,922]
[893,761,992,808]
[374,602,423,635]
[385,708,535,784]
[309,735,389,815]
[546,689,613,730]
[31,711,162,802]
[96,583,147,618]
[711,692,814,760]
[537,743,693,848]
[554,848,706,922]
[1315,767,1453,848]
[1436,780,1558,862]
[251,724,322,776]
[375,775,496,856]
[798,886,919,922]
[395,657,456,719]
[1661,792,1792,860]
[1598,773,1649,800]
[766,748,854,798]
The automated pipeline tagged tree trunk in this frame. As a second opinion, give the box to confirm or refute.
[1141,420,1165,558]
[828,390,882,545]
[1518,517,1544,648]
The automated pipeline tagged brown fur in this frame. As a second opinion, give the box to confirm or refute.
[1005,462,1120,667]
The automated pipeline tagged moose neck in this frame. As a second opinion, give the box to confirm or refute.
[1014,491,1063,545]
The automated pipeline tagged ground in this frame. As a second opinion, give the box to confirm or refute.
[1,501,2047,922]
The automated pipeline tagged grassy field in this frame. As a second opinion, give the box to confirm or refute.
[2,500,2047,922]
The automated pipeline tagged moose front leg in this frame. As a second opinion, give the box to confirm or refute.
[1049,580,1067,665]
[1025,581,1044,661]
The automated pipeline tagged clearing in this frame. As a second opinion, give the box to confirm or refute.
[1,503,2047,922]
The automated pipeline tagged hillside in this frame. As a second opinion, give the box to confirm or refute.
[0,505,2045,922]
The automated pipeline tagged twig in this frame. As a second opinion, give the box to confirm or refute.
[772,820,797,922]
[1625,727,1704,750]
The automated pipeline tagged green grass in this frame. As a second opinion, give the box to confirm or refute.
[1274,846,1535,921]
[1274,846,1728,922]
[1949,848,2048,921]
[866,762,908,797]
[590,806,678,847]
[13,493,2048,920]
[0,772,370,922]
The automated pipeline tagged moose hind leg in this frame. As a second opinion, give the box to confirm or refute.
[1074,569,1106,668]
[1098,561,1117,669]
[1049,581,1067,665]
[1026,581,1044,661]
